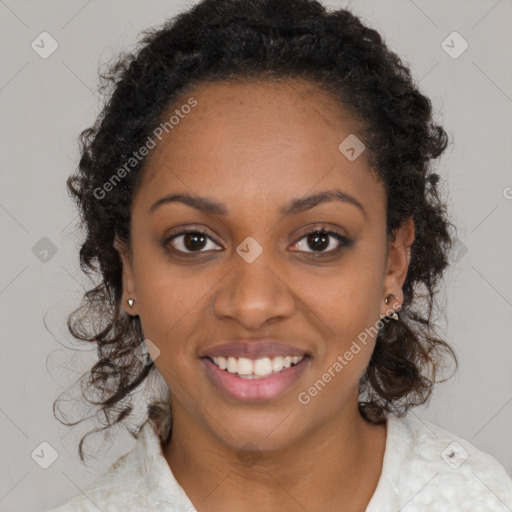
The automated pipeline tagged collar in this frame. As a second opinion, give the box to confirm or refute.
[135,418,196,510]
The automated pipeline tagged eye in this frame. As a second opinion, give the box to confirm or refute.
[291,228,350,255]
[164,226,351,256]
[165,228,222,254]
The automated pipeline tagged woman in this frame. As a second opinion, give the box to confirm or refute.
[49,0,512,510]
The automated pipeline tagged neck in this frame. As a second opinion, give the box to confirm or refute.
[162,398,387,512]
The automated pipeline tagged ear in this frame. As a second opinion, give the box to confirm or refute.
[114,236,138,315]
[382,216,415,312]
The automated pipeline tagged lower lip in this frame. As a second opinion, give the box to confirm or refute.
[201,357,310,402]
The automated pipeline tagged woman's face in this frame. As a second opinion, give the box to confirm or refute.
[117,79,413,452]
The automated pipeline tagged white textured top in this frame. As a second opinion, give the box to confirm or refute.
[49,414,512,511]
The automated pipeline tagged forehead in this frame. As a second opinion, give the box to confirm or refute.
[135,79,385,218]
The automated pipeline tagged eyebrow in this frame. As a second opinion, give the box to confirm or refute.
[149,189,366,219]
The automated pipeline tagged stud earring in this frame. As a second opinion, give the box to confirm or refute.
[127,298,135,308]
[380,294,400,320]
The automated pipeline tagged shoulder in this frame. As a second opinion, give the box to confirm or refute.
[47,419,181,512]
[369,414,512,511]
[47,449,148,512]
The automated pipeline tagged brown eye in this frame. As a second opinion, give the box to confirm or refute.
[166,229,222,254]
[292,229,350,254]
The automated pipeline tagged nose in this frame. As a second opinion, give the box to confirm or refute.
[212,250,296,330]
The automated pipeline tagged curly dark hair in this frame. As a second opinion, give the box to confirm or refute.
[53,0,458,462]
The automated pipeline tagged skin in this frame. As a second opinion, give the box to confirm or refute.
[115,79,415,512]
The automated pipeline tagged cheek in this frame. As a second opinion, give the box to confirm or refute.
[296,251,384,332]
[131,250,202,352]
[296,251,385,375]
[304,279,379,401]
[137,278,199,344]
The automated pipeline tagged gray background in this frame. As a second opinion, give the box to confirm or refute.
[1,0,511,510]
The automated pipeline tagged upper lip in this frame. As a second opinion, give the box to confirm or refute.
[200,339,311,360]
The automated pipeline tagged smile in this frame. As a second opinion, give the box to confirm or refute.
[201,355,311,401]
[209,355,306,379]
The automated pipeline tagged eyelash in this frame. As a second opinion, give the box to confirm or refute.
[164,226,351,257]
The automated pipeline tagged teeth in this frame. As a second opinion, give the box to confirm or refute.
[211,355,305,378]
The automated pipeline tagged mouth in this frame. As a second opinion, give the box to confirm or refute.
[201,354,309,379]
[200,354,311,402]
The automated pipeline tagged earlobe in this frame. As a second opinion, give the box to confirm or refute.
[381,217,415,319]
[114,236,138,315]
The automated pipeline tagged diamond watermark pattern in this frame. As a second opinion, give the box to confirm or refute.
[441,441,469,469]
[236,442,263,466]
[32,237,58,262]
[236,236,263,263]
[338,134,365,161]
[31,441,59,469]
[31,32,59,59]
[449,238,468,264]
[134,338,161,365]
[441,31,469,59]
